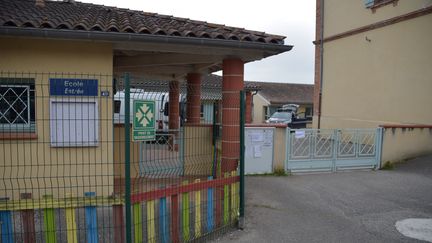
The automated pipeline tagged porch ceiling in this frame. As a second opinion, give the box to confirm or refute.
[113,41,283,80]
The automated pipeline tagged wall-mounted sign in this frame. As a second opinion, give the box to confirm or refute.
[133,100,156,141]
[100,90,110,97]
[50,78,98,96]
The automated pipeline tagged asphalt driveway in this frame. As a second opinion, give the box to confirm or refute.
[213,155,432,243]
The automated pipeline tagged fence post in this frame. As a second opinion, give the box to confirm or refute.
[332,129,339,172]
[124,73,132,243]
[285,128,291,172]
[239,90,245,229]
[376,127,384,170]
[212,102,218,178]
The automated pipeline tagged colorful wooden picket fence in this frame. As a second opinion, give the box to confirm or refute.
[0,174,239,243]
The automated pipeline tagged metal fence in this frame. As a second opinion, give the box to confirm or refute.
[0,71,244,243]
[285,128,383,173]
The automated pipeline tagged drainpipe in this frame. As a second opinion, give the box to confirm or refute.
[317,0,324,129]
[251,90,258,123]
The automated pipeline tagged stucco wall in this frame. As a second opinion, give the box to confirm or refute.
[319,13,432,129]
[381,127,432,164]
[0,37,113,199]
[183,125,213,175]
[323,0,432,36]
[272,126,287,171]
[252,94,269,124]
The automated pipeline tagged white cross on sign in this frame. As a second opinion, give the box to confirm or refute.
[135,103,154,127]
[132,100,156,141]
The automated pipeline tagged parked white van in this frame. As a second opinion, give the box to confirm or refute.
[114,89,185,131]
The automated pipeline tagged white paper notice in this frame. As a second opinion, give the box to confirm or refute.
[253,145,262,158]
[263,130,273,147]
[250,132,264,142]
[295,130,306,139]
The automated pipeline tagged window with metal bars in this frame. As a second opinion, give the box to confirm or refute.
[0,78,36,132]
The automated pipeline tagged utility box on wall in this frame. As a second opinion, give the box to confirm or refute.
[245,127,274,174]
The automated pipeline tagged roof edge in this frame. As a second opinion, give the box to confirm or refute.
[0,27,293,55]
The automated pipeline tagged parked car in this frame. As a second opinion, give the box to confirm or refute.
[266,104,311,128]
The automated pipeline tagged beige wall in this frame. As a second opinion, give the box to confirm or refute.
[252,94,269,124]
[319,11,432,129]
[183,125,213,175]
[113,125,140,179]
[382,127,432,164]
[272,127,287,171]
[0,37,114,199]
[324,0,432,36]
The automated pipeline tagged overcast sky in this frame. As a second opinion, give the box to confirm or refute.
[80,0,316,84]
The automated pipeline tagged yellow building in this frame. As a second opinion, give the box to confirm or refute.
[313,0,432,163]
[313,0,432,128]
[0,0,291,200]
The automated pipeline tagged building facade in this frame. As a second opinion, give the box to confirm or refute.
[314,0,432,129]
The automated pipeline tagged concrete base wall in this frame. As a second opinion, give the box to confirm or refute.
[381,127,432,165]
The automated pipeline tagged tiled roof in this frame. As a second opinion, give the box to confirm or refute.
[202,74,261,91]
[250,81,314,105]
[0,0,286,45]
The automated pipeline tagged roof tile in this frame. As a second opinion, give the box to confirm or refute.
[0,0,286,45]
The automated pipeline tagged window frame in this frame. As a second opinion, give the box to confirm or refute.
[0,78,36,133]
[49,97,99,147]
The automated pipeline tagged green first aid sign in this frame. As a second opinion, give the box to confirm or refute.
[133,100,156,141]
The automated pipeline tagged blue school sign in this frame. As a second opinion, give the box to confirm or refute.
[50,78,98,96]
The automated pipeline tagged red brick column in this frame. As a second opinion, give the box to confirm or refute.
[186,73,202,124]
[169,80,179,150]
[245,91,252,124]
[221,58,244,173]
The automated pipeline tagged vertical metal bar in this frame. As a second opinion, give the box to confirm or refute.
[159,197,168,243]
[84,192,98,243]
[182,181,190,242]
[0,197,14,243]
[171,193,179,243]
[332,129,339,172]
[230,171,237,221]
[285,128,291,171]
[133,203,142,243]
[207,176,214,232]
[20,193,36,243]
[239,90,245,228]
[146,200,156,243]
[194,179,201,238]
[124,73,132,243]
[113,204,125,243]
[376,127,384,170]
[43,195,57,243]
[65,193,77,243]
[223,173,229,225]
[212,102,218,178]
